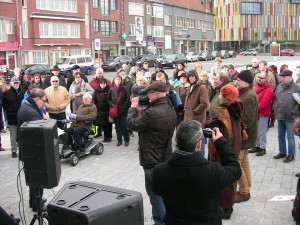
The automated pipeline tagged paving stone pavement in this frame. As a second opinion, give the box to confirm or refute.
[0,122,299,225]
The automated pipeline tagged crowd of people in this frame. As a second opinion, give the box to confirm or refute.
[1,56,300,224]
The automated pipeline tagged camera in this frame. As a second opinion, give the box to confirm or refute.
[131,86,150,107]
[203,128,212,138]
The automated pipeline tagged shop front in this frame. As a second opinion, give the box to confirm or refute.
[0,42,18,75]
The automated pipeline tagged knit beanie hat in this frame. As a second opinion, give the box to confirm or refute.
[220,84,239,101]
[237,70,253,84]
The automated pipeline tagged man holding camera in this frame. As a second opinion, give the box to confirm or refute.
[127,81,176,225]
[152,120,242,225]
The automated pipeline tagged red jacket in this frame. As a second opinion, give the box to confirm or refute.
[254,82,274,117]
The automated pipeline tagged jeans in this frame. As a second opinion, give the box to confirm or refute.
[277,120,295,156]
[9,125,17,152]
[144,168,165,225]
[237,149,251,195]
[113,115,129,144]
[29,186,44,209]
[256,117,269,149]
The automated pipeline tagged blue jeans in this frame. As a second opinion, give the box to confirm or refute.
[144,168,165,225]
[113,115,130,144]
[277,120,295,156]
[256,117,269,149]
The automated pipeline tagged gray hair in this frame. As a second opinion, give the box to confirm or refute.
[156,72,165,79]
[83,92,92,99]
[176,120,203,152]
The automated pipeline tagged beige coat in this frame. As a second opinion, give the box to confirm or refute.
[44,85,70,114]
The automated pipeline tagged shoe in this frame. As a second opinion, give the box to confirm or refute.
[125,142,129,147]
[103,139,107,143]
[94,134,102,138]
[106,138,111,143]
[221,207,233,220]
[273,153,286,159]
[130,132,135,137]
[256,149,266,156]
[0,147,5,151]
[41,198,47,205]
[235,192,250,203]
[249,147,260,153]
[117,142,122,147]
[12,152,17,158]
[283,155,294,163]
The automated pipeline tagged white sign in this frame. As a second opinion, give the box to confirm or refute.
[95,39,101,50]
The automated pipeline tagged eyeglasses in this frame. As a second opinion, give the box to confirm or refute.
[52,80,59,83]
[39,98,46,103]
[258,77,266,79]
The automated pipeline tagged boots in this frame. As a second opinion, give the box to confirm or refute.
[256,148,266,156]
[249,146,260,153]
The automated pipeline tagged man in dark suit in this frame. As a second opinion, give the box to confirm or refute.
[152,120,241,225]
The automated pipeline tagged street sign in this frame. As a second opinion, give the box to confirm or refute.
[95,39,101,50]
[121,32,128,40]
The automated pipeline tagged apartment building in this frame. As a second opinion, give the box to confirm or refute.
[214,0,300,53]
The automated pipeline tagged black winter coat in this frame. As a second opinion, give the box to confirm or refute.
[127,97,177,169]
[152,137,242,225]
[93,86,111,125]
[107,84,130,117]
[3,87,25,125]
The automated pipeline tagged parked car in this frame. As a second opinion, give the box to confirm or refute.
[133,54,156,67]
[280,49,295,56]
[241,49,258,56]
[220,50,230,59]
[228,50,237,58]
[22,64,51,78]
[198,52,212,61]
[186,52,198,62]
[160,54,187,69]
[156,55,165,62]
[211,50,222,60]
[102,55,133,71]
[57,55,94,78]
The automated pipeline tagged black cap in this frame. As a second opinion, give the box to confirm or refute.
[279,69,293,76]
[155,62,162,68]
[237,70,253,84]
[51,65,61,71]
[145,81,167,93]
[72,65,80,70]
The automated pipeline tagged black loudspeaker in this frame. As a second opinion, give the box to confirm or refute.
[47,181,144,225]
[19,119,61,189]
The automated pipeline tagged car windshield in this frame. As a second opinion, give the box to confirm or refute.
[187,52,193,56]
[164,54,176,60]
[107,56,119,61]
[21,65,30,70]
[135,55,144,60]
[57,58,70,65]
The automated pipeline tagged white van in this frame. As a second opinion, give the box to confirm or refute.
[56,55,94,77]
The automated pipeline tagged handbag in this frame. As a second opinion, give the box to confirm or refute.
[109,89,123,118]
[293,117,300,136]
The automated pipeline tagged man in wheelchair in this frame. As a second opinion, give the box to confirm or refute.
[68,92,97,153]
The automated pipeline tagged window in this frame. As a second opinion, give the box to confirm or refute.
[0,0,13,2]
[101,0,110,15]
[147,5,151,14]
[190,19,195,28]
[36,0,77,12]
[39,22,79,38]
[183,18,189,30]
[129,24,135,36]
[128,2,144,16]
[39,22,49,36]
[147,25,151,35]
[152,26,164,37]
[291,0,300,3]
[5,20,13,34]
[77,57,85,63]
[93,20,100,32]
[71,49,81,55]
[23,22,28,37]
[85,49,91,55]
[175,17,183,27]
[111,0,116,10]
[93,0,99,7]
[111,21,117,33]
[164,15,172,26]
[240,2,261,15]
[101,21,110,36]
[32,51,46,64]
[152,6,163,18]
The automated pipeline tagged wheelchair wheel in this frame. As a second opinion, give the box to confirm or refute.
[93,143,104,155]
[69,153,79,166]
